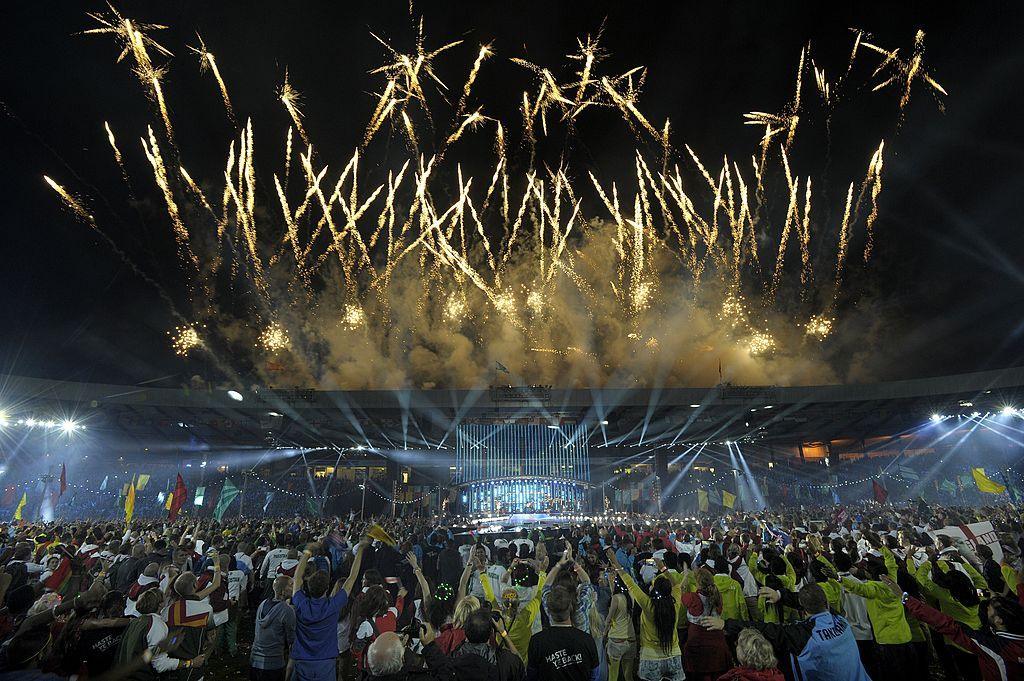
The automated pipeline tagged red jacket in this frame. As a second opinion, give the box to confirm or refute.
[718,668,785,681]
[905,597,1024,681]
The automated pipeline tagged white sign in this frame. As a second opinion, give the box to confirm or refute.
[927,521,1002,563]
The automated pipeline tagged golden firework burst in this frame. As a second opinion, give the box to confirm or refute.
[805,314,834,340]
[169,325,202,356]
[258,322,291,352]
[746,330,777,357]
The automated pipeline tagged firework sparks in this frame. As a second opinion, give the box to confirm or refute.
[170,325,202,356]
[258,322,291,352]
[341,304,367,329]
[279,70,309,144]
[53,12,939,388]
[189,34,235,123]
[863,29,947,113]
[746,330,777,357]
[805,314,834,340]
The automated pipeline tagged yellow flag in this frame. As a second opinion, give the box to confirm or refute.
[367,523,396,546]
[697,489,709,513]
[972,468,1006,494]
[165,491,174,510]
[722,490,737,509]
[125,476,136,527]
[13,493,27,521]
[136,474,151,491]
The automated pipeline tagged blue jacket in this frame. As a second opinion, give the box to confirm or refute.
[724,611,871,681]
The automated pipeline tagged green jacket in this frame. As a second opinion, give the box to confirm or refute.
[841,577,912,645]
[712,573,750,621]
[913,560,982,630]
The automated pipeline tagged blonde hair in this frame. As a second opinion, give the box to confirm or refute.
[736,628,777,671]
[453,596,481,627]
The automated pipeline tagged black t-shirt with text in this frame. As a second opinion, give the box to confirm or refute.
[527,626,599,681]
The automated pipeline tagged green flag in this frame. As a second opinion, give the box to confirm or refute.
[213,479,241,521]
[305,496,322,516]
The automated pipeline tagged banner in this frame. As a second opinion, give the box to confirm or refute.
[60,463,67,497]
[13,493,27,521]
[722,490,736,509]
[124,477,136,527]
[367,523,396,546]
[136,474,151,491]
[927,521,1003,563]
[213,479,241,521]
[971,468,1006,495]
[194,486,206,507]
[697,489,709,513]
[168,474,187,521]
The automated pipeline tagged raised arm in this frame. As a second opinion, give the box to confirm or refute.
[407,551,430,601]
[293,548,312,597]
[340,538,370,596]
[457,558,475,603]
[196,554,222,599]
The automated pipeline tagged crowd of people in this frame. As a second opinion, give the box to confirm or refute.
[0,501,1021,681]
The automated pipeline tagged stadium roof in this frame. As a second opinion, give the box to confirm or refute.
[2,367,1023,458]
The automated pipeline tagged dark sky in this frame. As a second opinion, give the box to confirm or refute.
[2,1,1023,387]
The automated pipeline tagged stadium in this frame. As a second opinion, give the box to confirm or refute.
[2,3,1022,680]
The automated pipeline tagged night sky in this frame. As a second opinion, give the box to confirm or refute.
[2,1,1023,387]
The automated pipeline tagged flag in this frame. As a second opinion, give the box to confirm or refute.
[136,474,151,491]
[213,479,241,521]
[495,361,510,374]
[99,476,108,491]
[872,479,888,504]
[168,474,187,521]
[697,489,709,512]
[831,489,840,505]
[897,465,919,481]
[194,486,205,506]
[971,468,1006,495]
[124,477,136,527]
[708,489,722,506]
[263,492,274,513]
[722,490,736,509]
[13,493,27,521]
[122,483,131,497]
[164,492,173,509]
[305,497,322,516]
[59,463,67,497]
[1000,472,1020,503]
[940,479,956,494]
[367,523,397,546]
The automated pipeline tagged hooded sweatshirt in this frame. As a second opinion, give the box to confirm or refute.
[251,597,296,670]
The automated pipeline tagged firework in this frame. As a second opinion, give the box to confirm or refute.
[52,7,941,388]
[258,322,291,352]
[862,29,947,113]
[341,304,367,329]
[169,325,202,356]
[189,34,235,123]
[805,314,834,340]
[746,330,777,357]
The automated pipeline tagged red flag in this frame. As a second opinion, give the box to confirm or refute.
[168,473,188,521]
[59,463,67,497]
[872,479,888,504]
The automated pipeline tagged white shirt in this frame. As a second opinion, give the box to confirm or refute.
[260,548,290,579]
[838,572,873,641]
[459,544,491,566]
[227,569,248,601]
[511,538,535,555]
[469,564,507,599]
